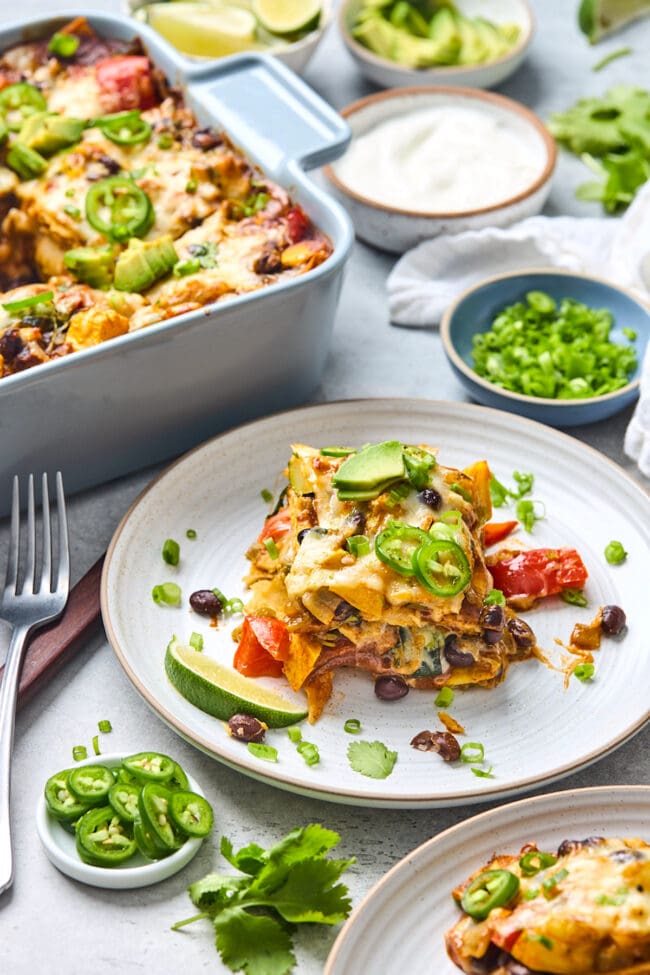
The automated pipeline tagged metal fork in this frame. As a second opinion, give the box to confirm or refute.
[0,473,69,895]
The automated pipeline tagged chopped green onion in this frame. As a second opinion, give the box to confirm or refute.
[225,597,244,615]
[92,734,101,756]
[489,476,510,508]
[212,587,228,606]
[162,538,180,566]
[526,932,554,950]
[516,499,545,533]
[73,745,87,762]
[513,471,534,496]
[152,582,182,606]
[593,46,632,72]
[344,718,361,735]
[471,765,494,778]
[623,327,637,341]
[523,887,540,900]
[173,258,201,277]
[63,204,81,220]
[297,741,320,766]
[157,133,174,149]
[605,539,627,564]
[48,32,80,57]
[484,589,506,607]
[320,446,355,457]
[264,538,279,560]
[460,742,484,764]
[189,632,204,652]
[562,588,588,607]
[3,290,54,313]
[595,887,628,905]
[434,687,455,708]
[97,719,112,734]
[185,178,198,193]
[542,868,569,898]
[441,510,462,526]
[346,535,370,558]
[247,742,278,762]
[260,488,273,503]
[186,528,197,540]
[574,663,595,682]
[287,727,302,743]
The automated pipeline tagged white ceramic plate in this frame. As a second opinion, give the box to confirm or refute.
[37,753,204,889]
[325,784,650,974]
[102,399,650,808]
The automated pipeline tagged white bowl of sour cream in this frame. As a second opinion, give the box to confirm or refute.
[323,87,556,254]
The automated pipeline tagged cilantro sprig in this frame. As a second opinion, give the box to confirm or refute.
[347,739,397,779]
[173,825,354,975]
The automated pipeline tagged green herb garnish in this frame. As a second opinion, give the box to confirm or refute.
[162,538,180,566]
[484,589,506,606]
[189,632,204,652]
[593,46,632,72]
[434,687,455,708]
[347,740,397,779]
[152,582,182,607]
[460,742,484,764]
[562,588,588,607]
[97,719,112,734]
[247,742,278,763]
[574,663,595,682]
[260,488,273,503]
[605,539,627,564]
[343,718,361,735]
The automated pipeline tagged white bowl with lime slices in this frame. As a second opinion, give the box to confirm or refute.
[126,0,331,74]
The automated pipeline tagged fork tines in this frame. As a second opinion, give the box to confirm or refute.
[5,472,69,598]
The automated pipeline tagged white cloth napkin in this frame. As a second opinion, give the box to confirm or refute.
[386,182,650,477]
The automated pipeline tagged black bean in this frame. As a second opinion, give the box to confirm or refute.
[297,528,310,545]
[601,604,626,636]
[443,634,474,668]
[479,604,506,631]
[227,714,267,743]
[506,617,535,648]
[418,488,442,510]
[254,247,282,275]
[346,509,366,533]
[192,128,222,150]
[410,730,460,761]
[0,329,23,361]
[20,315,52,330]
[557,836,603,857]
[189,589,223,616]
[609,848,644,863]
[374,675,409,701]
[333,600,355,622]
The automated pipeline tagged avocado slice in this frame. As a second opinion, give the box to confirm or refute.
[452,14,488,64]
[64,246,116,289]
[471,17,510,63]
[114,236,178,293]
[19,112,85,155]
[288,454,313,495]
[333,440,405,496]
[352,14,396,59]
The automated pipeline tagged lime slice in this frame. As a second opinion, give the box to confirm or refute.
[252,0,322,36]
[144,3,258,57]
[579,0,650,42]
[165,636,307,727]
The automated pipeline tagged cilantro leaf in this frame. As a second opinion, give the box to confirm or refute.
[188,873,248,914]
[347,740,397,779]
[214,907,295,975]
[245,857,355,924]
[221,836,268,876]
[266,824,341,866]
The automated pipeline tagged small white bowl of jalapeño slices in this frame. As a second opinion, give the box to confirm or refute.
[37,751,213,889]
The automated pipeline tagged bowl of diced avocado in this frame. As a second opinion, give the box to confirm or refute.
[339,0,534,89]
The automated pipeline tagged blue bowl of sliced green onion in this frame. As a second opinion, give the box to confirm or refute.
[440,269,650,426]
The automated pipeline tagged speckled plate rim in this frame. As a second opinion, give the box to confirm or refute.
[338,0,535,78]
[324,784,650,974]
[36,752,205,889]
[322,84,555,219]
[101,398,650,807]
[441,268,650,408]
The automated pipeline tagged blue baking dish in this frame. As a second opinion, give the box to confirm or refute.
[0,11,353,514]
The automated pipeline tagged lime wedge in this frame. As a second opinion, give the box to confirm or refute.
[165,636,307,727]
[252,0,322,36]
[144,3,258,57]
[579,0,650,42]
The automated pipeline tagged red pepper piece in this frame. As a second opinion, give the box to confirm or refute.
[233,615,290,678]
[257,508,292,544]
[489,548,588,600]
[96,56,156,112]
[482,521,518,547]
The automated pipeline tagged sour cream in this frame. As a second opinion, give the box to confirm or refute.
[333,104,545,214]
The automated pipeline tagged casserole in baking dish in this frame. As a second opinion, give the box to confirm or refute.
[0,11,352,511]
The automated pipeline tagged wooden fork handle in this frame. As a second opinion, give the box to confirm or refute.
[0,556,105,708]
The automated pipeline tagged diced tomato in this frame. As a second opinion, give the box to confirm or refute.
[233,615,290,678]
[491,929,522,954]
[95,56,156,112]
[286,205,310,244]
[489,548,588,601]
[482,521,518,547]
[257,508,292,544]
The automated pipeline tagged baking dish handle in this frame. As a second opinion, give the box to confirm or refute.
[186,54,351,177]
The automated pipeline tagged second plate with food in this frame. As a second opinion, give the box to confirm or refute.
[325,784,650,974]
[102,399,650,808]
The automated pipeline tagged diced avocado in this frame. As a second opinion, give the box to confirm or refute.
[333,441,405,494]
[19,112,85,155]
[452,14,489,64]
[498,22,521,45]
[427,8,461,63]
[64,246,116,289]
[288,454,313,495]
[390,1,429,37]
[471,17,510,62]
[113,235,178,293]
[352,14,395,60]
